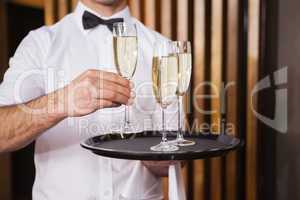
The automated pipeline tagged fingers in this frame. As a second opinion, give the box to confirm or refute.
[94,79,131,99]
[102,71,130,87]
[77,69,136,106]
[93,99,120,109]
[84,69,130,88]
[96,89,130,105]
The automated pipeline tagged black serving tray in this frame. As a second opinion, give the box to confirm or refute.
[81,131,242,161]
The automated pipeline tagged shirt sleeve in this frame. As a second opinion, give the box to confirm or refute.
[0,30,46,106]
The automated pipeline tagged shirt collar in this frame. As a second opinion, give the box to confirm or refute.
[74,1,132,34]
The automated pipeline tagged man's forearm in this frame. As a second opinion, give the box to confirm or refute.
[0,91,66,152]
[0,70,133,153]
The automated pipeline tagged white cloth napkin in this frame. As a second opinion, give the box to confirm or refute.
[120,161,164,200]
[168,163,186,200]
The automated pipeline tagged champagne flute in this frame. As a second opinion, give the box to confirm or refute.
[113,22,138,133]
[150,41,179,152]
[173,41,195,146]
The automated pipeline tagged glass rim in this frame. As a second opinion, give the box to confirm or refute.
[113,22,126,26]
[113,22,136,27]
[170,40,191,53]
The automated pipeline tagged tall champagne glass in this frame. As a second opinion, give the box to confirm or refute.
[150,41,179,152]
[173,41,195,146]
[113,22,138,133]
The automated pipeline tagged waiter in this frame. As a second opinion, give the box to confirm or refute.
[0,0,180,199]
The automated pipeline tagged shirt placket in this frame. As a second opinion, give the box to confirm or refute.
[93,28,114,200]
[94,28,114,133]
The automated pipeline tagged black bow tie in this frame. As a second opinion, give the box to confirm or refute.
[82,11,124,32]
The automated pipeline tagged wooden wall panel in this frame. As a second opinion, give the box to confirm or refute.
[176,0,188,40]
[142,0,157,30]
[192,0,206,199]
[176,0,189,196]
[58,0,70,19]
[0,154,11,200]
[226,0,239,136]
[0,1,8,78]
[160,0,172,38]
[44,0,73,25]
[0,3,11,199]
[246,0,260,200]
[210,0,223,132]
[44,0,57,25]
[210,1,223,200]
[11,0,43,8]
[225,1,239,200]
[71,0,78,10]
[128,0,141,20]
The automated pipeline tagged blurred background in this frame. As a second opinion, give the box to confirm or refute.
[0,0,299,200]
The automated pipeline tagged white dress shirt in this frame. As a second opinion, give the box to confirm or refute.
[0,2,181,200]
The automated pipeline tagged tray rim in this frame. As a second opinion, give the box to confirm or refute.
[80,131,243,161]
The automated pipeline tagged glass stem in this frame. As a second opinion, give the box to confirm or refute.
[177,96,183,140]
[162,107,167,143]
[125,105,129,127]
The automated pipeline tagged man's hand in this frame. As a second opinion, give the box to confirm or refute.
[56,69,133,117]
[0,69,134,152]
[142,161,185,177]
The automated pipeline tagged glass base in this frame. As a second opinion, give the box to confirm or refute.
[122,122,135,134]
[150,142,179,152]
[175,138,196,147]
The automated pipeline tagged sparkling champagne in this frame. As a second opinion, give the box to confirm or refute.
[177,53,192,96]
[152,55,178,108]
[113,36,138,79]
